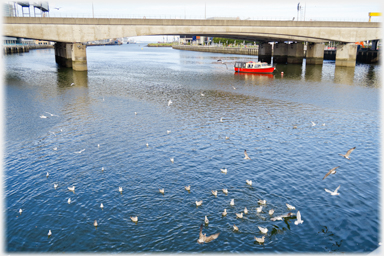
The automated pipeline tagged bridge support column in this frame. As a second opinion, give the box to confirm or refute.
[273,43,288,64]
[54,42,72,68]
[72,43,87,71]
[335,43,357,67]
[258,43,272,63]
[287,43,304,64]
[306,43,324,65]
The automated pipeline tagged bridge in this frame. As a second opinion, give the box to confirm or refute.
[3,17,381,70]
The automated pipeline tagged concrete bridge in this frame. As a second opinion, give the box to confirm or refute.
[3,17,381,70]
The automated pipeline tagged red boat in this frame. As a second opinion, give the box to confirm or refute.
[234,61,275,74]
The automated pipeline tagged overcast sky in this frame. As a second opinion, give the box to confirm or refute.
[7,0,382,41]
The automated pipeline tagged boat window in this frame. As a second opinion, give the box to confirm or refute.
[247,64,253,68]
[255,64,261,68]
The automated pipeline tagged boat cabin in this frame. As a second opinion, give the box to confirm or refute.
[234,61,269,69]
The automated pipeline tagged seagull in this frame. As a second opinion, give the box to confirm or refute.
[53,147,57,151]
[232,86,236,90]
[222,189,228,195]
[146,143,149,147]
[130,216,138,223]
[49,131,56,136]
[48,230,52,236]
[167,130,171,134]
[322,123,325,126]
[46,172,49,178]
[244,150,251,160]
[222,209,227,216]
[68,186,75,192]
[101,167,104,171]
[201,92,205,96]
[220,168,227,174]
[135,112,137,115]
[102,97,105,102]
[294,211,304,225]
[212,190,218,197]
[258,226,268,234]
[185,185,191,192]
[19,209,22,214]
[54,183,58,189]
[236,212,243,219]
[339,147,356,160]
[322,166,340,180]
[159,188,165,194]
[68,198,71,204]
[70,82,74,86]
[221,62,228,69]
[311,121,316,126]
[197,224,220,244]
[40,115,48,118]
[205,216,209,225]
[230,199,235,206]
[45,112,59,117]
[168,100,172,106]
[225,136,229,140]
[269,209,274,215]
[94,220,98,227]
[119,187,123,193]
[286,204,295,210]
[258,199,266,205]
[246,180,252,186]
[293,126,298,129]
[233,224,239,231]
[196,200,203,207]
[325,185,341,196]
[255,236,265,243]
[75,149,85,154]
[220,117,223,122]
[170,158,174,164]
[98,144,100,148]
[271,212,294,221]
[100,203,104,209]
[256,206,263,213]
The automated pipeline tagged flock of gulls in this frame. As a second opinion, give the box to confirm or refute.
[30,89,357,247]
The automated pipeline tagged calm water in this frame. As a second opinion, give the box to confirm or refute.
[4,44,381,253]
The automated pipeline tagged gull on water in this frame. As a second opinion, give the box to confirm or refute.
[256,206,263,213]
[244,150,251,160]
[68,186,75,192]
[53,147,57,151]
[325,185,341,196]
[196,200,203,207]
[205,216,209,225]
[170,158,174,164]
[94,220,98,227]
[40,115,48,119]
[101,167,104,171]
[45,112,59,117]
[146,143,149,147]
[220,168,227,174]
[70,83,74,86]
[98,144,100,148]
[185,185,191,192]
[168,100,172,106]
[232,86,236,90]
[244,207,248,214]
[68,198,71,204]
[100,203,104,209]
[212,190,218,197]
[54,183,58,189]
[258,226,268,234]
[197,224,220,244]
[19,209,22,214]
[246,180,252,186]
[258,199,266,205]
[167,130,171,134]
[311,121,316,126]
[159,188,165,194]
[255,236,265,244]
[75,149,85,154]
[49,131,56,136]
[230,199,235,206]
[236,212,243,219]
[222,189,228,195]
[225,136,229,140]
[286,203,296,210]
[323,166,340,180]
[269,209,274,215]
[339,147,356,160]
[130,216,138,223]
[294,211,304,225]
[222,209,227,216]
[48,230,52,236]
[233,224,239,232]
[201,92,205,96]
[46,172,49,178]
[322,123,325,126]
[220,117,223,122]
[119,187,123,193]
[135,112,137,115]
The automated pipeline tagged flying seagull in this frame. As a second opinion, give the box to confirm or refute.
[311,121,316,127]
[244,150,251,160]
[339,147,356,160]
[270,212,294,221]
[40,115,48,118]
[197,224,220,244]
[294,211,304,225]
[75,149,85,154]
[325,185,341,196]
[323,166,340,180]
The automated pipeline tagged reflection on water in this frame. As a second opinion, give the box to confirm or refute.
[4,45,381,253]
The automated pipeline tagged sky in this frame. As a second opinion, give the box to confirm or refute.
[4,0,383,41]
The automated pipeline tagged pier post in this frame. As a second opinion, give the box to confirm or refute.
[258,43,272,63]
[335,43,357,67]
[273,43,288,64]
[72,43,87,71]
[306,43,324,65]
[287,43,304,64]
[54,42,73,68]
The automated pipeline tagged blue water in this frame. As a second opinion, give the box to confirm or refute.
[4,44,381,252]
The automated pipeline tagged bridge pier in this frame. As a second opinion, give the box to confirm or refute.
[54,42,87,71]
[258,43,272,63]
[287,43,304,64]
[335,43,357,67]
[273,43,288,64]
[306,43,324,65]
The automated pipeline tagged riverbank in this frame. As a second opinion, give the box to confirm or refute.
[3,44,53,54]
[172,45,258,55]
[147,43,175,47]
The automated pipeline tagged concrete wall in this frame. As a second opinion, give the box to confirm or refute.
[273,43,288,64]
[287,43,304,64]
[306,43,324,65]
[173,45,258,55]
[335,43,357,67]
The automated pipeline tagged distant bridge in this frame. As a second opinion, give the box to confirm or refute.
[3,17,381,70]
